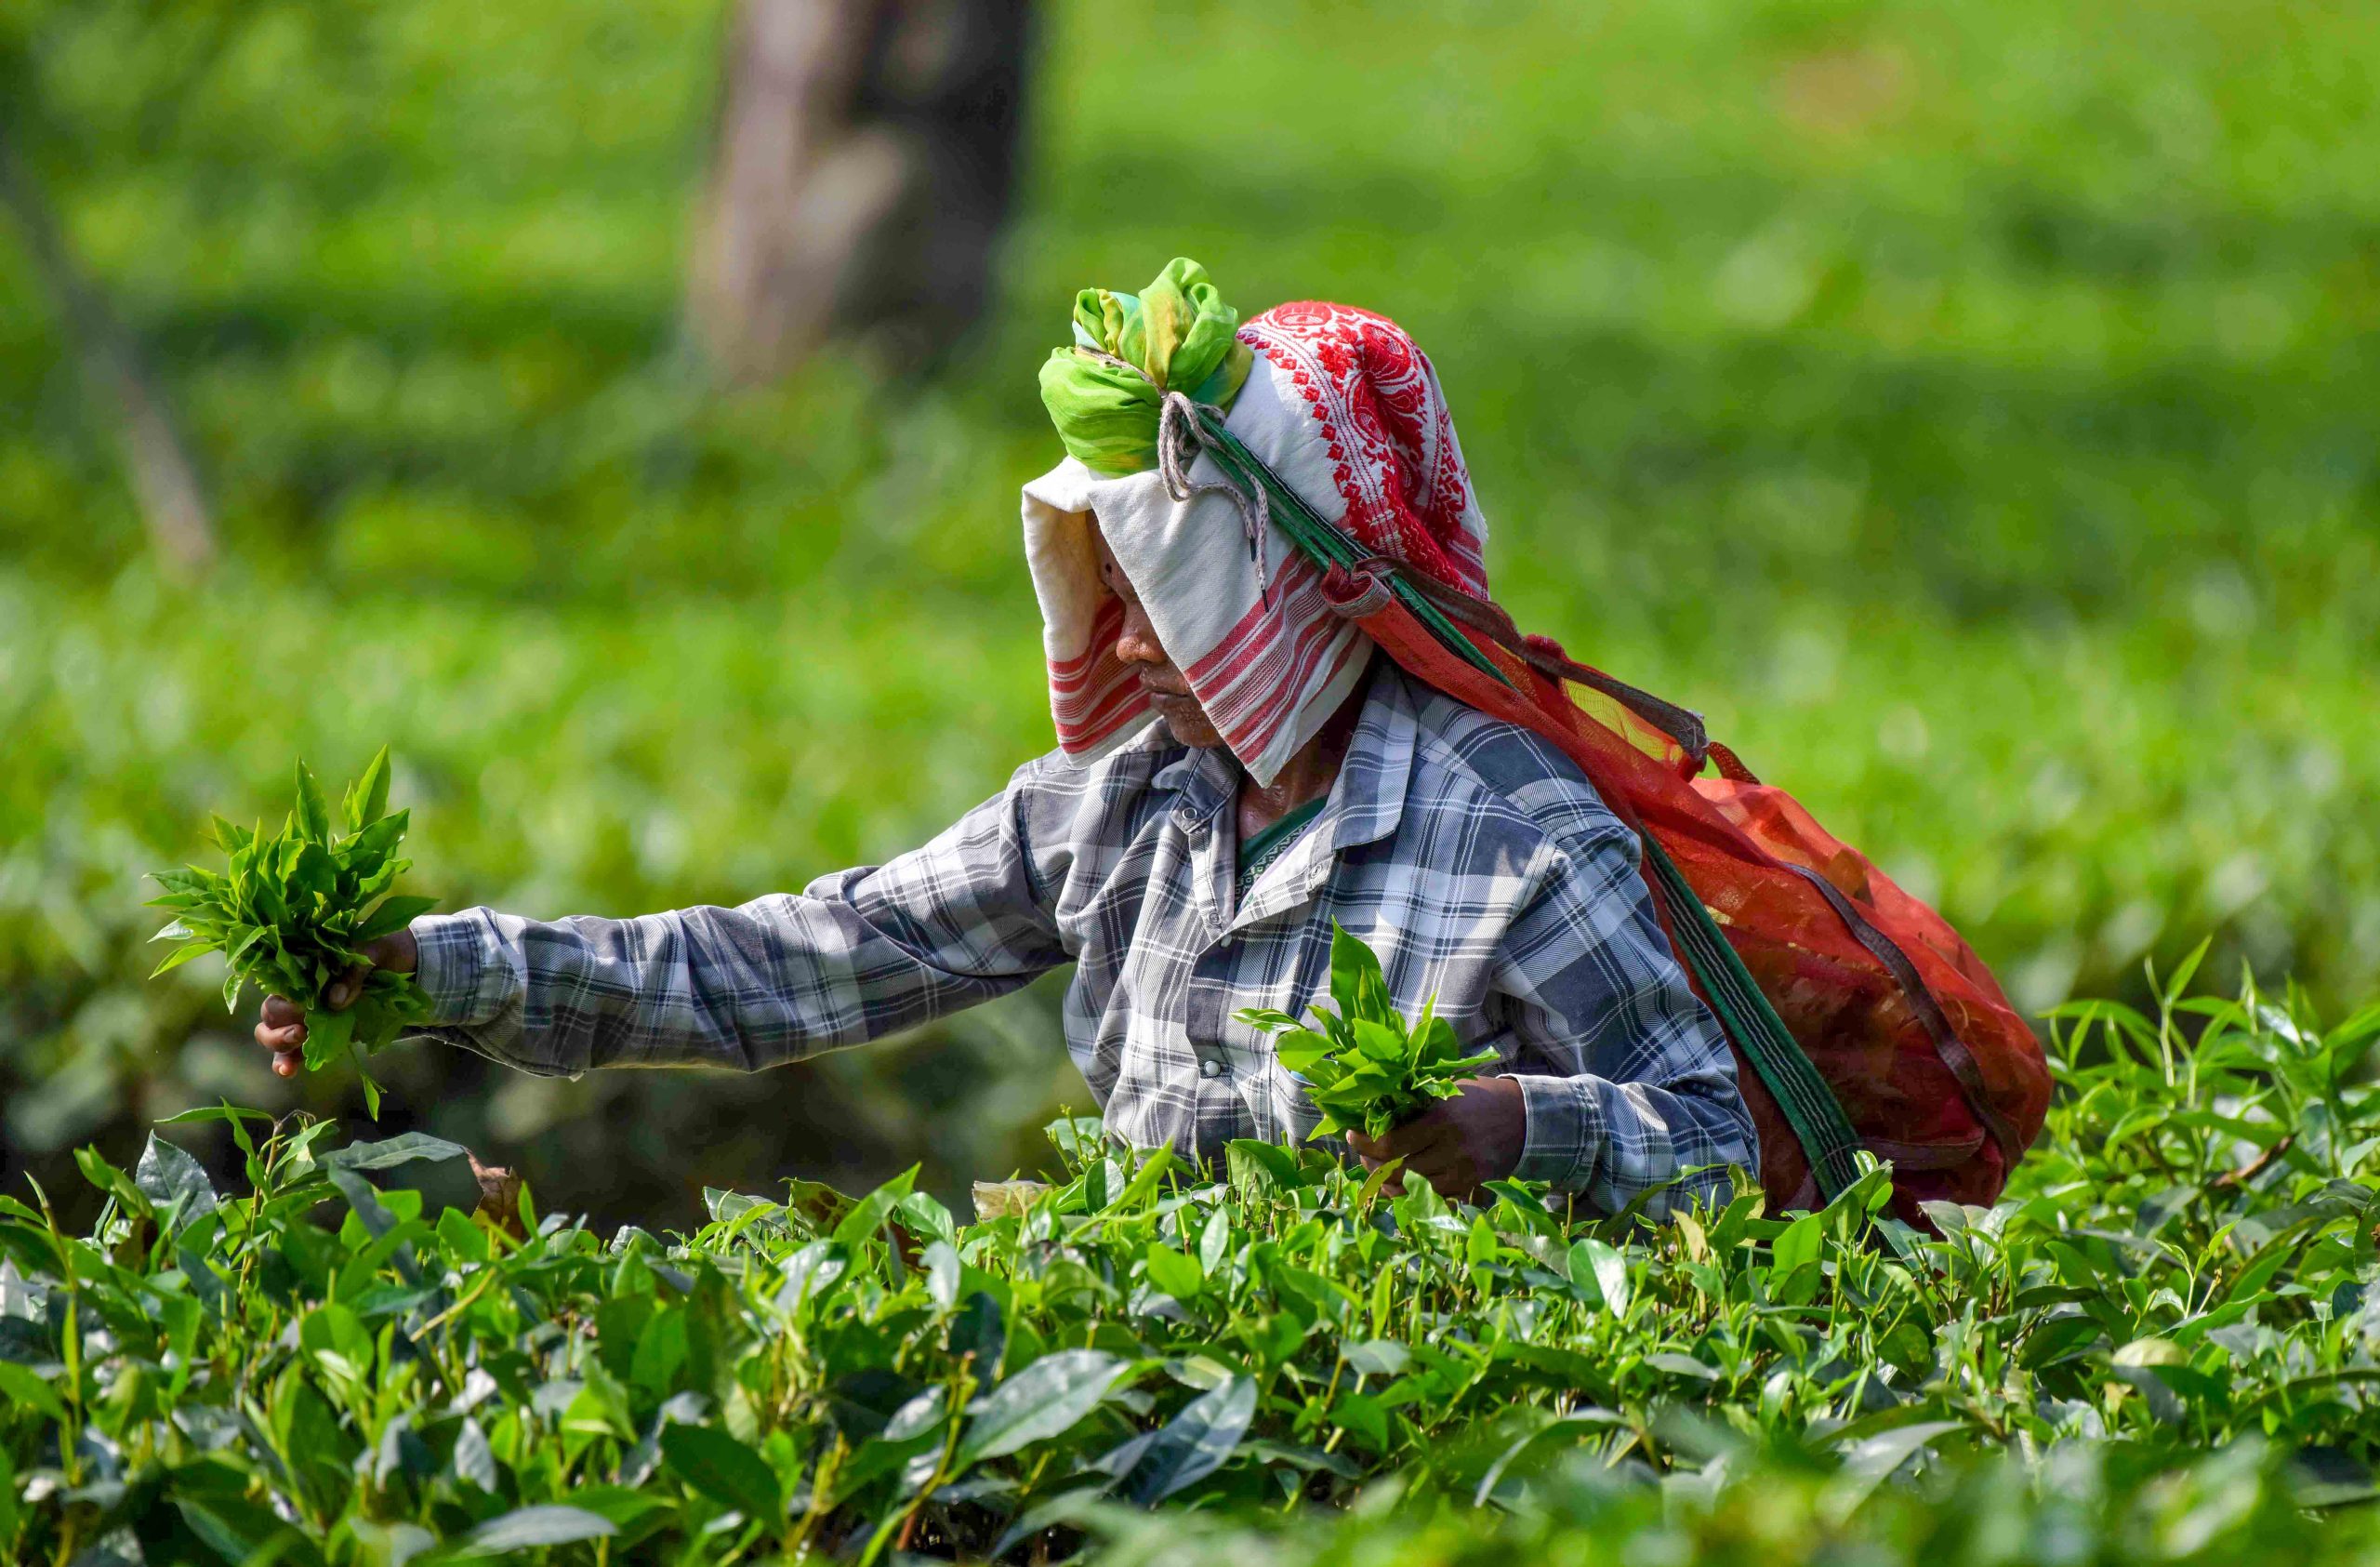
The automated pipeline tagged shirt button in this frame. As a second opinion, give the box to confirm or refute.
[1199,1058,1223,1080]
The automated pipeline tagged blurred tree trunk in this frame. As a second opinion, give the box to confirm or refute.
[0,126,216,578]
[687,0,1032,384]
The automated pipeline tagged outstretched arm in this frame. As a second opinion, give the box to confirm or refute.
[255,763,1070,1079]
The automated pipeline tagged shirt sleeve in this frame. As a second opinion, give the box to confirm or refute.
[401,762,1071,1078]
[1487,825,1758,1217]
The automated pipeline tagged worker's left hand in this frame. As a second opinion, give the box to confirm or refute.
[1344,1076,1527,1200]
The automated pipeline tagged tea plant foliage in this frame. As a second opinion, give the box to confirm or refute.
[1,956,2375,1563]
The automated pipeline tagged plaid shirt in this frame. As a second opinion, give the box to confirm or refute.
[410,667,1754,1214]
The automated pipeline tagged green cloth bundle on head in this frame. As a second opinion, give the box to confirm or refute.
[1038,257,1254,475]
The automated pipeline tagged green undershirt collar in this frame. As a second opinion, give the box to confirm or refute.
[1236,796,1329,892]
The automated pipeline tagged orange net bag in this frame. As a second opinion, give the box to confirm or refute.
[1316,557,2050,1218]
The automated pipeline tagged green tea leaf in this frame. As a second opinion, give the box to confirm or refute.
[135,1133,218,1229]
[303,1005,356,1071]
[345,744,392,832]
[294,759,332,843]
[435,1506,617,1558]
[1352,1018,1408,1064]
[1233,1006,1303,1032]
[355,895,439,943]
[1144,1242,1204,1299]
[151,940,214,978]
[158,1103,273,1130]
[1118,1374,1256,1504]
[147,745,437,1093]
[75,1145,149,1216]
[288,841,338,907]
[832,1167,919,1249]
[1569,1238,1631,1314]
[342,814,410,881]
[660,1424,782,1521]
[1244,927,1494,1141]
[959,1348,1129,1464]
[1329,920,1392,1026]
[0,1362,68,1427]
[327,1132,469,1172]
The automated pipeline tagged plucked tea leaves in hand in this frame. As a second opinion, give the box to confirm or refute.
[144,745,437,1113]
[1236,922,1500,1139]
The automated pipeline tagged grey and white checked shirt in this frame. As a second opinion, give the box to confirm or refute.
[409,667,1755,1214]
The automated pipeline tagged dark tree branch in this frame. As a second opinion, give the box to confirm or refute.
[0,120,216,577]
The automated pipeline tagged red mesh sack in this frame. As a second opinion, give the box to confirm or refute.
[1311,558,2050,1220]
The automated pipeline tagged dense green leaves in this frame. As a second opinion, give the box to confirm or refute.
[143,747,439,1110]
[1236,923,1500,1139]
[1118,1375,1258,1504]
[1077,1439,2380,1566]
[1,958,2374,1562]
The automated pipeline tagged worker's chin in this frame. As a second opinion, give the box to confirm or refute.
[1152,704,1225,750]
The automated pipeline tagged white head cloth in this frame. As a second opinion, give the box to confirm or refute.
[1021,300,1488,787]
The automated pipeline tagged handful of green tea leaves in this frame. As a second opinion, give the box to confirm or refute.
[146,746,436,1115]
[1236,922,1500,1140]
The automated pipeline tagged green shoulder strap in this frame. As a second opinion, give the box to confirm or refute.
[1638,836,1864,1200]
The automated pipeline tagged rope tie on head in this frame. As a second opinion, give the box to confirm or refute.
[1157,390,1272,605]
[1317,558,1396,619]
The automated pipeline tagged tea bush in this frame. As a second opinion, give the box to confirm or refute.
[2,955,2373,1562]
[1077,1440,2380,1567]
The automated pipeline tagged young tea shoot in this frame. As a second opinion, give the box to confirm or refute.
[145,745,436,1115]
[1236,921,1500,1139]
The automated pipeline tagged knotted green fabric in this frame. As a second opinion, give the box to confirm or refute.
[1038,257,1254,476]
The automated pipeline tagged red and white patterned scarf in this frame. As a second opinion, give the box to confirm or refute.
[1021,300,1489,786]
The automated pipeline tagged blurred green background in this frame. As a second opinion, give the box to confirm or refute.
[6,0,2376,1227]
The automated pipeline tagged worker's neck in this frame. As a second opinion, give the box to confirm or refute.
[1236,661,1377,836]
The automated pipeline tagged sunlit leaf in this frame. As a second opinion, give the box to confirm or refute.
[959,1349,1129,1464]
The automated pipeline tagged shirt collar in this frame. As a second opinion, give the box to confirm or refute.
[1152,732,1236,832]
[1150,662,1420,846]
[1225,664,1421,932]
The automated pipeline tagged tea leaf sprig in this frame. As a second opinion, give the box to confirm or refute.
[1236,922,1500,1140]
[145,745,436,1115]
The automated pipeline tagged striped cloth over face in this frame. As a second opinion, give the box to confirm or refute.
[404,667,1756,1217]
[1025,268,1490,790]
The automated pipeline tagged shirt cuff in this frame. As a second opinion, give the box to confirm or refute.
[1509,1072,1606,1190]
[409,910,508,1027]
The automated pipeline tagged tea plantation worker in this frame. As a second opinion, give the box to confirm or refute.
[254,259,1756,1214]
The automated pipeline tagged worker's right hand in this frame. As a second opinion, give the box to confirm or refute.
[252,929,419,1078]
